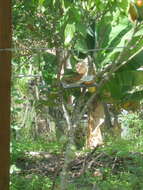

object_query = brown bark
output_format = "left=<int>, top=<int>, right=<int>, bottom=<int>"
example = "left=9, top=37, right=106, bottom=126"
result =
left=0, top=1, right=12, bottom=190
left=103, top=103, right=112, bottom=129
left=87, top=102, right=104, bottom=149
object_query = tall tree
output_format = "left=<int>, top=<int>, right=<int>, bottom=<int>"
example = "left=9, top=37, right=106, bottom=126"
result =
left=0, top=1, right=12, bottom=189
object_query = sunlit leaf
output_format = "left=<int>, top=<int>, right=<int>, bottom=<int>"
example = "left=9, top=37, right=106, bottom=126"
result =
left=64, top=23, right=76, bottom=46
left=38, top=0, right=45, bottom=5
left=119, top=0, right=130, bottom=12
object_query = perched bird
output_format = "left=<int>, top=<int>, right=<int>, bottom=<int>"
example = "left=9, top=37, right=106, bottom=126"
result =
left=129, top=0, right=143, bottom=22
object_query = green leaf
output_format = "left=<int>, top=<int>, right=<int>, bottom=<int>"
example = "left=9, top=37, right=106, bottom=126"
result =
left=108, top=19, right=130, bottom=47
left=64, top=23, right=76, bottom=46
left=75, top=38, right=88, bottom=53
left=76, top=23, right=87, bottom=37
left=119, top=0, right=130, bottom=12
left=38, top=0, right=45, bottom=5
left=119, top=50, right=143, bottom=71
left=101, top=71, right=143, bottom=101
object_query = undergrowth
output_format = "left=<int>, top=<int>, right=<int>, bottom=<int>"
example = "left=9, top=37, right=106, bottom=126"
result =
left=10, top=112, right=143, bottom=190
left=11, top=135, right=143, bottom=190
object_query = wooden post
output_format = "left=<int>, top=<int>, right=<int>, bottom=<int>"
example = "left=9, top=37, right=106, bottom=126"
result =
left=0, top=1, right=12, bottom=190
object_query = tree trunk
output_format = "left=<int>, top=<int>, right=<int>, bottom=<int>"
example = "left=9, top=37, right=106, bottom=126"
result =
left=87, top=101, right=104, bottom=149
left=0, top=1, right=11, bottom=189
left=103, top=103, right=113, bottom=129
left=112, top=110, right=121, bottom=137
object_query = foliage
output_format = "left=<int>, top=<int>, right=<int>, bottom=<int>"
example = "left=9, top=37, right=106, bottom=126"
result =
left=11, top=132, right=143, bottom=190
left=119, top=112, right=143, bottom=147
left=11, top=138, right=63, bottom=163
left=11, top=0, right=143, bottom=189
left=10, top=175, right=52, bottom=190
left=12, top=0, right=143, bottom=110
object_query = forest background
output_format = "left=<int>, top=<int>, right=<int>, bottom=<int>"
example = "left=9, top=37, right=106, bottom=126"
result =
left=11, top=0, right=143, bottom=190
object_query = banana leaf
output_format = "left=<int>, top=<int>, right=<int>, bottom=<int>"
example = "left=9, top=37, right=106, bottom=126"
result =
left=100, top=70, right=143, bottom=102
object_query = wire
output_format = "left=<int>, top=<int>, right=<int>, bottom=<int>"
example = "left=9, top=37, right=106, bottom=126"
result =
left=0, top=46, right=128, bottom=52
left=14, top=74, right=41, bottom=78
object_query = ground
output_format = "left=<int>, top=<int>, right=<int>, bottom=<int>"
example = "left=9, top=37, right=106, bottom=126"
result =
left=11, top=146, right=143, bottom=190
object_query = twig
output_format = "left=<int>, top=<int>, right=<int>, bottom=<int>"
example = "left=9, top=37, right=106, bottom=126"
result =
left=62, top=103, right=72, bottom=132
left=79, top=146, right=101, bottom=176
left=61, top=81, right=98, bottom=89
left=60, top=103, right=76, bottom=190
left=111, top=156, right=118, bottom=170
left=51, top=156, right=63, bottom=190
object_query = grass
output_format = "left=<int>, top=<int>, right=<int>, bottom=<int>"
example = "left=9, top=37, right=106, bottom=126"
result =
left=11, top=174, right=52, bottom=190
left=10, top=134, right=143, bottom=190
left=10, top=111, right=143, bottom=190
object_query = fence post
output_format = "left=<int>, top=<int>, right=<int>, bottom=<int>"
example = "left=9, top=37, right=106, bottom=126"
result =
left=0, top=1, right=12, bottom=190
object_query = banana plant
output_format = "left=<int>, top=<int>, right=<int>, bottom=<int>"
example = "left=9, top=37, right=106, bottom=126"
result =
left=100, top=70, right=143, bottom=103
